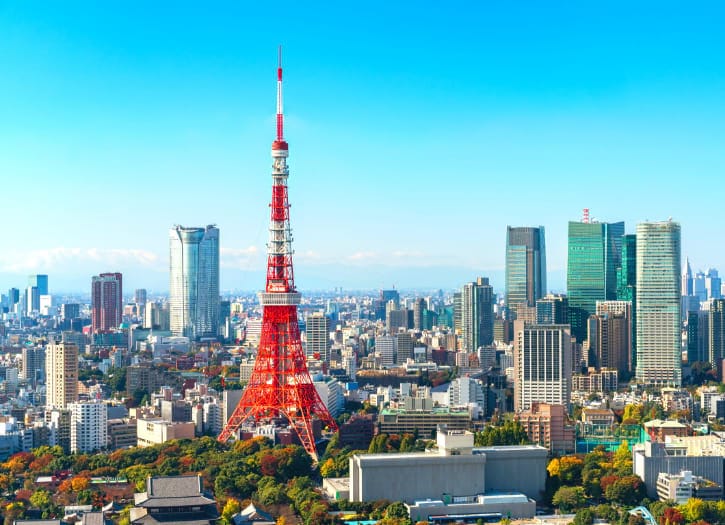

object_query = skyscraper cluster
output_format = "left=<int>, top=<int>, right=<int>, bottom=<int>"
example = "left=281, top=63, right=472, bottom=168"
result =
left=506, top=214, right=683, bottom=405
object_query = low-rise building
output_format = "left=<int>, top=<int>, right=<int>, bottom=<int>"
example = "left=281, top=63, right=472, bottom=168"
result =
left=515, top=403, right=575, bottom=454
left=656, top=470, right=723, bottom=503
left=378, top=406, right=471, bottom=436
left=644, top=419, right=689, bottom=442
left=136, top=418, right=195, bottom=447
left=130, top=474, right=218, bottom=524
left=350, top=426, right=547, bottom=509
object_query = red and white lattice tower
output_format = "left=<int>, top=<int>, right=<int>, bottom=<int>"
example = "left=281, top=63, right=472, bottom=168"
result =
left=218, top=49, right=338, bottom=458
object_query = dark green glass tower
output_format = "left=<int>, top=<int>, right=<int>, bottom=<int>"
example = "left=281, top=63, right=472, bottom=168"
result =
left=567, top=220, right=624, bottom=341
left=616, top=234, right=636, bottom=369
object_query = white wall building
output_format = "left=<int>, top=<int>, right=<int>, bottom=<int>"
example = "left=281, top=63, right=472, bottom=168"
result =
left=69, top=401, right=108, bottom=453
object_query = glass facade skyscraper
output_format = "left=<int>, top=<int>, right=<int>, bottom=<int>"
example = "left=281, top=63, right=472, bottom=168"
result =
left=505, top=226, right=547, bottom=318
left=616, top=234, right=636, bottom=370
left=461, top=277, right=494, bottom=352
left=567, top=220, right=624, bottom=341
left=635, top=221, right=681, bottom=386
left=169, top=225, right=220, bottom=340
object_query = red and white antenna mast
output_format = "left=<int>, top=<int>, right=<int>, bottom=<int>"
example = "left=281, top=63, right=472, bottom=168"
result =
left=276, top=46, right=285, bottom=144
left=582, top=208, right=590, bottom=224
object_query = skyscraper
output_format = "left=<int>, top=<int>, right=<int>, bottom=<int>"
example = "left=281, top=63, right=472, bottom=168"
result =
left=567, top=219, right=624, bottom=342
left=169, top=225, right=220, bottom=339
left=505, top=226, right=546, bottom=317
left=28, top=274, right=48, bottom=295
left=306, top=312, right=331, bottom=362
left=91, top=272, right=123, bottom=333
left=513, top=322, right=572, bottom=412
left=616, top=234, right=637, bottom=368
left=635, top=221, right=681, bottom=386
left=461, top=277, right=494, bottom=352
left=46, top=342, right=79, bottom=409
left=589, top=301, right=632, bottom=375
left=709, top=299, right=725, bottom=370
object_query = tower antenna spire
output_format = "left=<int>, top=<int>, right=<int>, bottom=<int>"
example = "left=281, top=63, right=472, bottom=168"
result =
left=276, top=45, right=284, bottom=142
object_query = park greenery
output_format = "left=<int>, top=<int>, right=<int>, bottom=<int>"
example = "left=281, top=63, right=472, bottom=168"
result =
left=0, top=435, right=413, bottom=525
left=547, top=443, right=725, bottom=525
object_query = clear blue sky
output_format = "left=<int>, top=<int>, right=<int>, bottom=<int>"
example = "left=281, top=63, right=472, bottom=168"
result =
left=1, top=2, right=724, bottom=293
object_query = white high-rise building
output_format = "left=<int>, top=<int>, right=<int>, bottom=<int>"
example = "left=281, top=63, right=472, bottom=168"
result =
left=306, top=312, right=331, bottom=362
left=46, top=343, right=78, bottom=409
left=169, top=225, right=220, bottom=340
left=636, top=221, right=681, bottom=386
left=69, top=401, right=107, bottom=453
left=514, top=322, right=572, bottom=412
left=448, top=377, right=486, bottom=412
left=313, top=377, right=345, bottom=418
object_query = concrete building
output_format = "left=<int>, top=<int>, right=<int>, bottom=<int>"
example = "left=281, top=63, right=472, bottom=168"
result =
left=46, top=342, right=79, bottom=409
left=571, top=368, right=618, bottom=392
left=376, top=336, right=396, bottom=368
left=656, top=470, right=722, bottom=503
left=634, top=438, right=725, bottom=498
left=513, top=323, right=572, bottom=412
left=21, top=346, right=45, bottom=386
left=515, top=403, right=575, bottom=454
left=378, top=406, right=471, bottom=437
left=313, top=376, right=344, bottom=418
left=91, top=272, right=123, bottom=333
left=136, top=418, right=195, bottom=447
left=448, top=377, right=486, bottom=414
left=69, top=401, right=108, bottom=453
left=350, top=427, right=546, bottom=511
left=107, top=418, right=137, bottom=449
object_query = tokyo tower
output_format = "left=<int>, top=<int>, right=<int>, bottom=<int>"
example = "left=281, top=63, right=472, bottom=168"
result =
left=218, top=49, right=338, bottom=458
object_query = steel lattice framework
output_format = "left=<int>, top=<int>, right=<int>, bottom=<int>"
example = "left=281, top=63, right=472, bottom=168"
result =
left=218, top=49, right=338, bottom=458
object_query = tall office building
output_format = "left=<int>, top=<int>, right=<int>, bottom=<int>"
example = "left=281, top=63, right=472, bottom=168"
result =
left=567, top=219, right=625, bottom=341
left=169, top=225, right=220, bottom=339
left=513, top=322, right=572, bottom=412
left=376, top=335, right=397, bottom=368
left=709, top=300, right=725, bottom=370
left=135, top=288, right=147, bottom=306
left=635, top=221, right=681, bottom=386
left=505, top=226, right=547, bottom=317
left=46, top=342, right=79, bottom=409
left=25, top=285, right=39, bottom=315
left=29, top=274, right=48, bottom=295
left=460, top=277, right=494, bottom=352
left=306, top=312, right=331, bottom=362
left=686, top=310, right=709, bottom=364
left=91, top=272, right=123, bottom=333
left=616, top=234, right=637, bottom=368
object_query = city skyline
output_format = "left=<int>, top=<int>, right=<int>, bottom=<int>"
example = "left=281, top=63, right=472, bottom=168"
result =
left=2, top=3, right=725, bottom=292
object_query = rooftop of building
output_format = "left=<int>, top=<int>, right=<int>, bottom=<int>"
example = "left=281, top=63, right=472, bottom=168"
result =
left=644, top=419, right=688, bottom=429
left=134, top=475, right=215, bottom=508
left=380, top=406, right=470, bottom=415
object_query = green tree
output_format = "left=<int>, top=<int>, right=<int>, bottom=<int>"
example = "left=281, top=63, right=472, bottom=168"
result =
left=679, top=498, right=707, bottom=523
left=573, top=508, right=594, bottom=525
left=552, top=486, right=586, bottom=512
left=29, top=489, right=52, bottom=511
left=385, top=501, right=409, bottom=520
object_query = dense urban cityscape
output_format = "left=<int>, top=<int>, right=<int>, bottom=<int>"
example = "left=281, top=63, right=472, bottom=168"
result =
left=3, top=4, right=725, bottom=525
